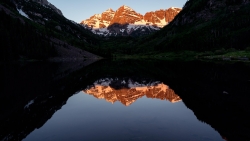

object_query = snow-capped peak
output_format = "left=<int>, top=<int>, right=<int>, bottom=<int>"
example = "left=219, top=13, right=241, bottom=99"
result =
left=122, top=5, right=133, bottom=11
left=170, top=7, right=181, bottom=10
left=80, top=5, right=181, bottom=37
left=105, top=8, right=114, bottom=12
left=93, top=14, right=101, bottom=18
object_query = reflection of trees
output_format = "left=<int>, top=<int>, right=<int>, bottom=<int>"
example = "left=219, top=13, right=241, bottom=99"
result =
left=84, top=83, right=181, bottom=106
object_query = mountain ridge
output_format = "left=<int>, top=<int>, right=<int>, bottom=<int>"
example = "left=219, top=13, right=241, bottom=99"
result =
left=81, top=5, right=181, bottom=36
left=31, top=0, right=63, bottom=15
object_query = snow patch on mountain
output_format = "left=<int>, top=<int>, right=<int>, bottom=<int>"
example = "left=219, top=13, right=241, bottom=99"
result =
left=81, top=5, right=181, bottom=36
left=123, top=5, right=133, bottom=11
left=17, top=8, right=31, bottom=20
left=24, top=99, right=34, bottom=109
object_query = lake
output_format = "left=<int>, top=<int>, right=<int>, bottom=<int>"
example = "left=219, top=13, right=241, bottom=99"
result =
left=1, top=60, right=250, bottom=141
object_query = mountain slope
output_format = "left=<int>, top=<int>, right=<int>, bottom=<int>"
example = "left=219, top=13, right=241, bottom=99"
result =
left=81, top=5, right=181, bottom=37
left=132, top=0, right=250, bottom=53
left=30, top=0, right=63, bottom=15
left=0, top=0, right=102, bottom=61
left=110, top=5, right=143, bottom=25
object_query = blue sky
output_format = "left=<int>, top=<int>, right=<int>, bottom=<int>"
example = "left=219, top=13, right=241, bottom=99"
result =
left=48, top=0, right=187, bottom=23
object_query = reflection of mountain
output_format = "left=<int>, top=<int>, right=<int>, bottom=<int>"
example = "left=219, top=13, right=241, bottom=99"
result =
left=1, top=60, right=250, bottom=141
left=83, top=78, right=181, bottom=106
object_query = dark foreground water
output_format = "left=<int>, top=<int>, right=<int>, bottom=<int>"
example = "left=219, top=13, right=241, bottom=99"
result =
left=1, top=60, right=250, bottom=141
left=23, top=91, right=222, bottom=141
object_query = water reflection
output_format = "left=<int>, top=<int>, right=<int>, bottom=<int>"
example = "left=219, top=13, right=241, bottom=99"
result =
left=84, top=78, right=181, bottom=106
left=1, top=60, right=250, bottom=141
left=24, top=91, right=223, bottom=141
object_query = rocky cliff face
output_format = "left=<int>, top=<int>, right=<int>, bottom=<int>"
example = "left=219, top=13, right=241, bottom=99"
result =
left=81, top=5, right=181, bottom=36
left=144, top=7, right=181, bottom=27
left=81, top=8, right=115, bottom=29
left=110, top=5, right=143, bottom=25
left=83, top=78, right=181, bottom=106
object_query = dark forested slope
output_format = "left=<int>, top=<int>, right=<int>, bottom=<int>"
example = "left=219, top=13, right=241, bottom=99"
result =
left=132, top=0, right=250, bottom=53
left=0, top=0, right=102, bottom=61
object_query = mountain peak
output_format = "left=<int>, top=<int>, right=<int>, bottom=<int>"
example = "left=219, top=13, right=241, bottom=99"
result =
left=110, top=5, right=142, bottom=25
left=81, top=6, right=181, bottom=36
left=121, top=5, right=129, bottom=8
left=105, top=8, right=114, bottom=12
left=117, top=5, right=134, bottom=11
left=169, top=7, right=182, bottom=10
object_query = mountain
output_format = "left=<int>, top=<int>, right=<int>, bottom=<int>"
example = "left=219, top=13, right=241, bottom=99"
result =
left=31, top=0, right=63, bottom=15
left=84, top=78, right=181, bottom=106
left=131, top=0, right=250, bottom=53
left=82, top=8, right=115, bottom=29
left=81, top=5, right=181, bottom=37
left=144, top=7, right=182, bottom=27
left=109, top=5, right=143, bottom=25
left=0, top=0, right=102, bottom=61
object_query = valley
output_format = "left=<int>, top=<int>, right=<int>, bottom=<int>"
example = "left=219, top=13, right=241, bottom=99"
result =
left=1, top=0, right=250, bottom=141
left=1, top=0, right=250, bottom=61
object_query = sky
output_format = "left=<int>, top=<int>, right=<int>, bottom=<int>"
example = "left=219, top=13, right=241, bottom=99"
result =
left=48, top=0, right=187, bottom=23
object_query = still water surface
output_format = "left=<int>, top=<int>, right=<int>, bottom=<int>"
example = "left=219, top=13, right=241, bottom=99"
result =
left=24, top=84, right=223, bottom=141
left=2, top=60, right=250, bottom=141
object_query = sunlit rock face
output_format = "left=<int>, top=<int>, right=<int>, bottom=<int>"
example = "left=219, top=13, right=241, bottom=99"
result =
left=80, top=6, right=181, bottom=36
left=144, top=7, right=182, bottom=27
left=81, top=8, right=115, bottom=29
left=83, top=78, right=181, bottom=106
left=165, top=7, right=182, bottom=23
left=110, top=5, right=143, bottom=25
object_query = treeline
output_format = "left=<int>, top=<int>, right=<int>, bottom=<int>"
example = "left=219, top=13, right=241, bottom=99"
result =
left=67, top=36, right=139, bottom=58
left=0, top=10, right=56, bottom=61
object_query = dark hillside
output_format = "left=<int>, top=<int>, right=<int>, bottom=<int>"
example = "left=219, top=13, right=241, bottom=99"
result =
left=132, top=0, right=250, bottom=53
left=0, top=10, right=56, bottom=61
left=0, top=0, right=102, bottom=61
